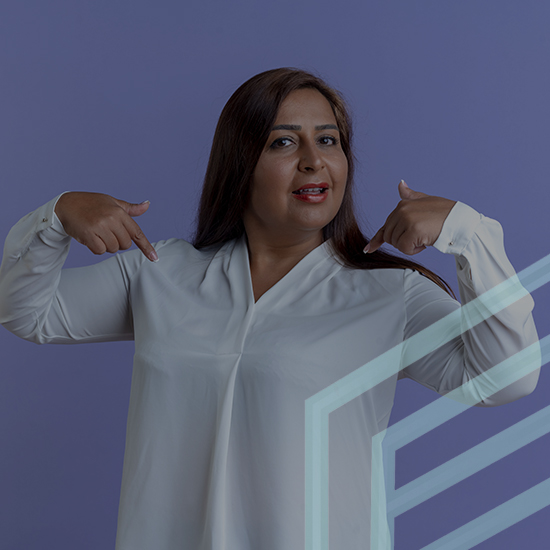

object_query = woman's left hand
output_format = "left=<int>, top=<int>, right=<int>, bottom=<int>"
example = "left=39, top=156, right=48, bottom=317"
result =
left=364, top=180, right=457, bottom=255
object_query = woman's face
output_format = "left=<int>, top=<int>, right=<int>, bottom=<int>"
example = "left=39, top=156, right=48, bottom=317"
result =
left=243, top=88, right=348, bottom=244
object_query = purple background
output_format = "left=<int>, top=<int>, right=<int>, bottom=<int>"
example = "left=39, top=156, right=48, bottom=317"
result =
left=1, top=1, right=549, bottom=548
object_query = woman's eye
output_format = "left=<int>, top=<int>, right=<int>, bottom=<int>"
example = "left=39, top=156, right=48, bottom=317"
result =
left=270, top=137, right=293, bottom=148
left=319, top=135, right=339, bottom=145
left=269, top=135, right=339, bottom=149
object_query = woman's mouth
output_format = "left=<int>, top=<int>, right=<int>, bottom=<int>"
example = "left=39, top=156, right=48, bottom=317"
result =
left=292, top=187, right=328, bottom=195
left=291, top=187, right=329, bottom=203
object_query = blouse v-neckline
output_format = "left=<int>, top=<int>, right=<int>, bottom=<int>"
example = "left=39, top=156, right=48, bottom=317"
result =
left=234, top=233, right=334, bottom=307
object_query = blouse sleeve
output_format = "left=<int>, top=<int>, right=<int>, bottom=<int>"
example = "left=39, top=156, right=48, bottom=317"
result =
left=399, top=201, right=541, bottom=407
left=0, top=195, right=145, bottom=344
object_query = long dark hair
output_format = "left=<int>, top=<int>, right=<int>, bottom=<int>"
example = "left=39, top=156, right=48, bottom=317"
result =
left=192, top=67, right=455, bottom=297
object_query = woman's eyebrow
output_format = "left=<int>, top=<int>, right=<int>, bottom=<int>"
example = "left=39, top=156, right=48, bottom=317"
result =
left=271, top=124, right=339, bottom=131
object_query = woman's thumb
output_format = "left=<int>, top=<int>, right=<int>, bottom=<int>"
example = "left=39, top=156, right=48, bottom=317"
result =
left=124, top=200, right=151, bottom=217
left=398, top=179, right=426, bottom=200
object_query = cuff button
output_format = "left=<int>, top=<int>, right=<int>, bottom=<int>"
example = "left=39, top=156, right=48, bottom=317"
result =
left=42, top=217, right=48, bottom=223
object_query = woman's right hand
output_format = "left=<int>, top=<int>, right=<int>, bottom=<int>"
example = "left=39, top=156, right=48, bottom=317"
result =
left=54, top=192, right=159, bottom=262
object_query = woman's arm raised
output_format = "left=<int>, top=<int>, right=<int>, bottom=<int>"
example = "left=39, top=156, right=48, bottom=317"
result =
left=0, top=192, right=156, bottom=344
left=364, top=180, right=539, bottom=406
left=397, top=195, right=540, bottom=406
left=54, top=192, right=158, bottom=262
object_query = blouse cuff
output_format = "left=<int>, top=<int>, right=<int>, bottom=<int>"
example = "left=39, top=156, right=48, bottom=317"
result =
left=42, top=193, right=71, bottom=240
left=3, top=193, right=71, bottom=261
left=433, top=201, right=483, bottom=256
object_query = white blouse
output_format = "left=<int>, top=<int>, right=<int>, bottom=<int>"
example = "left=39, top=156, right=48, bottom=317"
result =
left=0, top=195, right=540, bottom=550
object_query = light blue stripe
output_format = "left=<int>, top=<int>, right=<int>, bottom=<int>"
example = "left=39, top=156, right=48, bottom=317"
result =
left=384, top=335, right=550, bottom=452
left=379, top=336, right=548, bottom=547
left=371, top=431, right=392, bottom=550
left=388, top=403, right=550, bottom=516
left=306, top=252, right=550, bottom=549
left=517, top=253, right=550, bottom=292
left=420, top=477, right=550, bottom=550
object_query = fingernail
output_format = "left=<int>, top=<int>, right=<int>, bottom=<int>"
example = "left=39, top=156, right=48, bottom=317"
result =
left=400, top=179, right=409, bottom=188
left=363, top=244, right=370, bottom=254
left=149, top=250, right=159, bottom=262
left=140, top=200, right=150, bottom=205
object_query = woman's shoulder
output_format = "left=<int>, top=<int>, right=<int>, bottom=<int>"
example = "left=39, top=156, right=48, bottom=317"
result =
left=337, top=260, right=414, bottom=279
left=152, top=237, right=228, bottom=264
left=335, top=262, right=411, bottom=296
left=113, top=237, right=227, bottom=275
left=337, top=261, right=451, bottom=301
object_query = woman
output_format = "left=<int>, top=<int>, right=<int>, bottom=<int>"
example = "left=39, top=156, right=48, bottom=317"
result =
left=0, top=68, right=540, bottom=549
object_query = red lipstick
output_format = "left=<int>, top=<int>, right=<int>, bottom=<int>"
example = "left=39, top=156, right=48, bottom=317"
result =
left=292, top=183, right=329, bottom=193
left=291, top=183, right=329, bottom=203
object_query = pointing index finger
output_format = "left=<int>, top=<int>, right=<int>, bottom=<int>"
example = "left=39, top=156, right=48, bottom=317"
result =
left=363, top=226, right=385, bottom=254
left=125, top=216, right=158, bottom=262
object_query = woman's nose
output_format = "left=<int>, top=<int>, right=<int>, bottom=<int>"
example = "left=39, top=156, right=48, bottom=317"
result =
left=298, top=141, right=324, bottom=172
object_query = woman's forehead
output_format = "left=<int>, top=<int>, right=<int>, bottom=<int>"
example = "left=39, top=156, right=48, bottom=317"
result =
left=274, top=89, right=337, bottom=125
